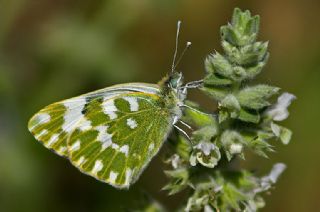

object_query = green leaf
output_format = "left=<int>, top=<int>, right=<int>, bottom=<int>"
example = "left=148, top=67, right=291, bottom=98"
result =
left=236, top=85, right=280, bottom=109
left=246, top=56, right=269, bottom=79
left=201, top=86, right=229, bottom=101
left=182, top=101, right=218, bottom=127
left=191, top=126, right=218, bottom=143
left=185, top=181, right=216, bottom=211
left=220, top=183, right=247, bottom=211
left=246, top=137, right=273, bottom=158
left=238, top=108, right=260, bottom=123
left=204, top=73, right=232, bottom=86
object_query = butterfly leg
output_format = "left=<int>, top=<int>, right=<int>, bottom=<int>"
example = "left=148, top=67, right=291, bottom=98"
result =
left=174, top=124, right=191, bottom=140
left=179, top=120, right=193, bottom=130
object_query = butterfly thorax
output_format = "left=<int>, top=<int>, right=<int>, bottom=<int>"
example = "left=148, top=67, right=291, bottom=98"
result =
left=158, top=72, right=186, bottom=124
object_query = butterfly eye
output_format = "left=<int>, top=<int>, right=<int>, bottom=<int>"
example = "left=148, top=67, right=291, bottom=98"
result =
left=169, top=72, right=183, bottom=89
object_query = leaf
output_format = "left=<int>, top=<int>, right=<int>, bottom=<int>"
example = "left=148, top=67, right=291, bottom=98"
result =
left=204, top=73, right=232, bottom=86
left=246, top=57, right=269, bottom=79
left=182, top=101, right=218, bottom=127
left=201, top=86, right=229, bottom=101
left=220, top=183, right=247, bottom=211
left=236, top=85, right=280, bottom=110
left=238, top=108, right=260, bottom=123
left=246, top=137, right=273, bottom=158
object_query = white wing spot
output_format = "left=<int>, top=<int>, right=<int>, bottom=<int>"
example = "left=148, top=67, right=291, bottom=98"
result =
left=109, top=171, right=118, bottom=183
left=95, top=126, right=113, bottom=151
left=96, top=126, right=112, bottom=141
left=102, top=99, right=117, bottom=120
left=148, top=143, right=155, bottom=151
left=127, top=118, right=137, bottom=129
left=75, top=156, right=86, bottom=166
left=123, top=97, right=139, bottom=111
left=79, top=118, right=92, bottom=131
left=112, top=143, right=119, bottom=150
left=31, top=113, right=51, bottom=130
left=92, top=160, right=103, bottom=175
left=119, top=145, right=129, bottom=156
left=125, top=168, right=133, bottom=185
left=35, top=129, right=48, bottom=140
left=70, top=140, right=81, bottom=151
left=62, top=98, right=86, bottom=133
left=47, top=134, right=59, bottom=147
left=101, top=140, right=112, bottom=151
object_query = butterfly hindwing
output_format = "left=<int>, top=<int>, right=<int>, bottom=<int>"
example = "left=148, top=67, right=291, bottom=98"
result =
left=67, top=92, right=174, bottom=188
left=27, top=99, right=84, bottom=156
left=28, top=83, right=160, bottom=157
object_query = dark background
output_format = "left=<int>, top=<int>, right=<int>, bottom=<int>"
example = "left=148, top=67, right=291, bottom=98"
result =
left=0, top=0, right=319, bottom=211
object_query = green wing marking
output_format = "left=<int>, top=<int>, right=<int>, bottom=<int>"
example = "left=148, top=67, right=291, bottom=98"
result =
left=67, top=92, right=174, bottom=188
left=28, top=83, right=160, bottom=157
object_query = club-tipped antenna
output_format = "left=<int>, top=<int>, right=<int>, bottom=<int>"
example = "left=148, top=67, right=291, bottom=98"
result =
left=173, top=41, right=192, bottom=71
left=171, top=20, right=181, bottom=73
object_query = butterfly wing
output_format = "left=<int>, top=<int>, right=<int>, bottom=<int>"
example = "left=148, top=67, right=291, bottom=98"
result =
left=28, top=83, right=160, bottom=157
left=67, top=92, right=174, bottom=188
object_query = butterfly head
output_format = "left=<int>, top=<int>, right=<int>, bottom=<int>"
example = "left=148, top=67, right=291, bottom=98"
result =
left=168, top=72, right=183, bottom=90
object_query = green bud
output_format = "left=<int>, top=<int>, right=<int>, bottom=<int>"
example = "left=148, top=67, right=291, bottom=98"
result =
left=236, top=85, right=280, bottom=110
left=205, top=53, right=233, bottom=78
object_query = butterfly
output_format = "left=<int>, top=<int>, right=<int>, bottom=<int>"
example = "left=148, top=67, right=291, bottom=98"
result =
left=28, top=21, right=202, bottom=189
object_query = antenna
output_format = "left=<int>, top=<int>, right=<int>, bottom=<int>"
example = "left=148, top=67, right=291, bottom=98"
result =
left=171, top=20, right=181, bottom=73
left=173, top=41, right=192, bottom=71
left=171, top=21, right=192, bottom=72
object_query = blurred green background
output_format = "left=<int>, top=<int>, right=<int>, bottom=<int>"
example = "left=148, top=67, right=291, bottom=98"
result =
left=0, top=0, right=319, bottom=211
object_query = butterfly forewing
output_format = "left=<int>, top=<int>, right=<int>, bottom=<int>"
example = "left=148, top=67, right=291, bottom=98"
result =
left=67, top=92, right=173, bottom=188
left=28, top=83, right=160, bottom=157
